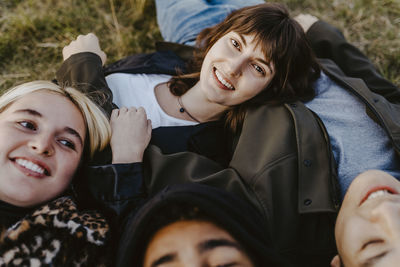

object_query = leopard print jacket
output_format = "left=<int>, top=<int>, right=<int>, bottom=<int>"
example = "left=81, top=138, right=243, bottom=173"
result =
left=0, top=196, right=110, bottom=266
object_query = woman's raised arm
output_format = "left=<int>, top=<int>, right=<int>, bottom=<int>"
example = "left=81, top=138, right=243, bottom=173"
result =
left=56, top=34, right=114, bottom=116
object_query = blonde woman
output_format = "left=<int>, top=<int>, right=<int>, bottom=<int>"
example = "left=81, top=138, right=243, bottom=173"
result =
left=0, top=80, right=143, bottom=265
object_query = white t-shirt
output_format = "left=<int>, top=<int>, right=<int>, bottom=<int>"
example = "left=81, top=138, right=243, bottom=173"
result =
left=106, top=73, right=198, bottom=129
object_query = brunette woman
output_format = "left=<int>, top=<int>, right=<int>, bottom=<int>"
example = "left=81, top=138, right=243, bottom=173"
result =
left=57, top=2, right=400, bottom=266
left=60, top=3, right=318, bottom=166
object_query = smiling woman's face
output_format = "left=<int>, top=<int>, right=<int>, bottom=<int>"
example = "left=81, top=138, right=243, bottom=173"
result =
left=0, top=91, right=86, bottom=207
left=199, top=31, right=274, bottom=108
left=335, top=170, right=400, bottom=267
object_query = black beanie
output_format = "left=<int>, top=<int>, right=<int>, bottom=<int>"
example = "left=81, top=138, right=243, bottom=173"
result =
left=115, top=183, right=286, bottom=267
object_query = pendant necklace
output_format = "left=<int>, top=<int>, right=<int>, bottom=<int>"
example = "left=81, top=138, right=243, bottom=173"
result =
left=177, top=96, right=200, bottom=122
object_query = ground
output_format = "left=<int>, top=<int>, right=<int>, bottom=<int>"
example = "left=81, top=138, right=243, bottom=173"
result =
left=0, top=0, right=399, bottom=91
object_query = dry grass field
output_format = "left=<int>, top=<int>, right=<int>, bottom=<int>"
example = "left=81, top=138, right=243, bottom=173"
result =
left=0, top=0, right=399, bottom=92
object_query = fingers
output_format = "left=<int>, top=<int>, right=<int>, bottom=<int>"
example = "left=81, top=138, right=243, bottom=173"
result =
left=110, top=107, right=151, bottom=129
left=111, top=107, right=146, bottom=118
left=294, top=14, right=319, bottom=33
left=109, top=106, right=152, bottom=164
left=111, top=108, right=120, bottom=119
left=62, top=33, right=107, bottom=65
left=77, top=32, right=97, bottom=42
left=111, top=107, right=129, bottom=117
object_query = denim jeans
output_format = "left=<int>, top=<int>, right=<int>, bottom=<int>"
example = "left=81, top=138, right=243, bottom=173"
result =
left=155, top=0, right=265, bottom=46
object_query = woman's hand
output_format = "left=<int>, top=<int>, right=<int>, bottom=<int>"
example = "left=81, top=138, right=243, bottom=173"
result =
left=62, top=33, right=107, bottom=65
left=110, top=107, right=152, bottom=164
left=294, top=14, right=319, bottom=33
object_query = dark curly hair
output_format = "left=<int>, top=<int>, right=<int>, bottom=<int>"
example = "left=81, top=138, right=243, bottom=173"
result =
left=168, top=2, right=320, bottom=133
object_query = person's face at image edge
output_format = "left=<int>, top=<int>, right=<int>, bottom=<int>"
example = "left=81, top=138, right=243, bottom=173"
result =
left=143, top=220, right=255, bottom=267
left=0, top=91, right=86, bottom=207
left=335, top=170, right=400, bottom=267
left=198, top=31, right=274, bottom=108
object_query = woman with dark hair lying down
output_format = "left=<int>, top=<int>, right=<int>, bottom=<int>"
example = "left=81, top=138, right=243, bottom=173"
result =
left=57, top=1, right=400, bottom=266
left=116, top=183, right=287, bottom=267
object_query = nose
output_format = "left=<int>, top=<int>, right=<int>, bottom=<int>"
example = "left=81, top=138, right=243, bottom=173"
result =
left=29, top=133, right=54, bottom=157
left=371, top=201, right=400, bottom=238
left=226, top=55, right=246, bottom=77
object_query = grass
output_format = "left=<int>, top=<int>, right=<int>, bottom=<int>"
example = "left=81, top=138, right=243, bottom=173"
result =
left=0, top=0, right=399, bottom=92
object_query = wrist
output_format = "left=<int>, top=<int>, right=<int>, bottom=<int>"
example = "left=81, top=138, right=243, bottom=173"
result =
left=111, top=150, right=144, bottom=164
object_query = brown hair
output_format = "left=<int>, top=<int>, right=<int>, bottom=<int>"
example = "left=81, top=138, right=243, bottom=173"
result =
left=168, top=3, right=320, bottom=133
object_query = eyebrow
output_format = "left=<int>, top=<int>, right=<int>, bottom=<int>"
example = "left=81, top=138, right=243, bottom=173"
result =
left=197, top=238, right=242, bottom=253
left=64, top=127, right=84, bottom=147
left=361, top=250, right=389, bottom=267
left=149, top=238, right=242, bottom=267
left=235, top=33, right=273, bottom=73
left=238, top=34, right=247, bottom=46
left=14, top=109, right=84, bottom=146
left=257, top=58, right=273, bottom=73
left=150, top=254, right=176, bottom=267
left=15, top=108, right=42, bottom=117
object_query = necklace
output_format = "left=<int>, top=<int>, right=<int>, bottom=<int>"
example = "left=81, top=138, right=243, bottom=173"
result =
left=177, top=96, right=200, bottom=122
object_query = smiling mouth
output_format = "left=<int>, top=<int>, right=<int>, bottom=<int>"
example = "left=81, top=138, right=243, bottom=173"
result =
left=12, top=158, right=50, bottom=177
left=360, top=186, right=398, bottom=206
left=213, top=67, right=235, bottom=90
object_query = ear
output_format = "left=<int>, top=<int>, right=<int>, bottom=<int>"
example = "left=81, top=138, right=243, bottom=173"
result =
left=330, top=255, right=341, bottom=267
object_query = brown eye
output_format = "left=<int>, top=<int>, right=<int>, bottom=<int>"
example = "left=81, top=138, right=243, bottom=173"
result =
left=59, top=139, right=76, bottom=150
left=18, top=121, right=36, bottom=130
left=252, top=64, right=265, bottom=75
left=231, top=39, right=240, bottom=50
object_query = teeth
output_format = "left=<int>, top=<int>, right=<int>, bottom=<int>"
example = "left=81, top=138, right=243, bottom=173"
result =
left=367, top=190, right=390, bottom=201
left=15, top=159, right=45, bottom=175
left=215, top=69, right=234, bottom=90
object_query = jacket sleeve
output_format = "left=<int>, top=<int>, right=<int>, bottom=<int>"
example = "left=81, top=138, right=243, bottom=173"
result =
left=143, top=145, right=261, bottom=211
left=307, top=20, right=400, bottom=102
left=78, top=163, right=146, bottom=228
left=55, top=52, right=115, bottom=116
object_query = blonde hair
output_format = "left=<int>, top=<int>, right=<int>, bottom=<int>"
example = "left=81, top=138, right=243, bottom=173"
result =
left=0, top=80, right=111, bottom=158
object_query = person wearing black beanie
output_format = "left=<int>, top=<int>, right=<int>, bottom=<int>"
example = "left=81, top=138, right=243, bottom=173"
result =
left=115, top=183, right=288, bottom=267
